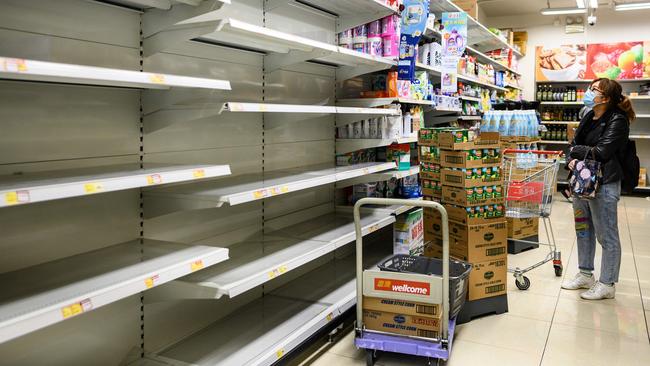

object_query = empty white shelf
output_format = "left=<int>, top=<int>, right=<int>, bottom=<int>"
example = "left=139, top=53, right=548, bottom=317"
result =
left=539, top=101, right=583, bottom=105
left=336, top=136, right=417, bottom=154
left=133, top=243, right=391, bottom=366
left=336, top=197, right=423, bottom=217
left=0, top=239, right=229, bottom=344
left=0, top=57, right=231, bottom=90
left=0, top=164, right=231, bottom=208
left=144, top=162, right=396, bottom=210
left=630, top=134, right=650, bottom=140
left=337, top=165, right=420, bottom=187
left=297, top=0, right=398, bottom=31
left=337, top=98, right=435, bottom=108
left=223, top=102, right=400, bottom=116
left=416, top=62, right=442, bottom=76
left=456, top=74, right=507, bottom=91
left=458, top=115, right=482, bottom=121
left=272, top=211, right=395, bottom=249
left=459, top=95, right=482, bottom=102
left=166, top=211, right=393, bottom=299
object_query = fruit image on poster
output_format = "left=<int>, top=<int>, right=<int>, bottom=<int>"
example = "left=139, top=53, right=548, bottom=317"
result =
left=585, top=42, right=644, bottom=80
left=535, top=45, right=587, bottom=81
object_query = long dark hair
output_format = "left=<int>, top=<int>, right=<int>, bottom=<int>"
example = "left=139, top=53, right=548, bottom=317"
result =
left=591, top=78, right=636, bottom=122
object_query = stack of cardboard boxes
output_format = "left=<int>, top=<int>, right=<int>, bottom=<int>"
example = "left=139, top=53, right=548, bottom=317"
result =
left=418, top=128, right=508, bottom=302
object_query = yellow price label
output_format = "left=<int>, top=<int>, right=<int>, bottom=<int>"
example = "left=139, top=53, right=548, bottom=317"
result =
left=84, top=182, right=103, bottom=194
left=259, top=105, right=267, bottom=112
left=3, top=58, right=27, bottom=72
left=253, top=189, right=267, bottom=199
left=276, top=349, right=285, bottom=359
left=4, top=192, right=18, bottom=205
left=190, top=260, right=204, bottom=272
left=363, top=168, right=370, bottom=174
left=268, top=265, right=288, bottom=279
left=326, top=313, right=333, bottom=321
left=280, top=186, right=289, bottom=193
left=368, top=224, right=379, bottom=233
left=193, top=169, right=205, bottom=178
left=149, top=74, right=166, bottom=84
left=61, top=299, right=92, bottom=319
left=146, top=174, right=162, bottom=185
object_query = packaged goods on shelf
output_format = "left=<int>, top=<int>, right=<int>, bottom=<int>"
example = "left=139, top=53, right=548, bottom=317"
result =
left=353, top=183, right=378, bottom=203
left=480, top=110, right=539, bottom=139
left=420, top=162, right=441, bottom=180
left=397, top=174, right=422, bottom=198
left=336, top=149, right=378, bottom=166
left=453, top=0, right=479, bottom=19
left=393, top=208, right=424, bottom=255
left=421, top=179, right=442, bottom=199
left=387, top=144, right=411, bottom=170
left=507, top=217, right=539, bottom=239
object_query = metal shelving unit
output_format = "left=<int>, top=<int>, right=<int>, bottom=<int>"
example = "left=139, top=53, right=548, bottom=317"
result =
left=337, top=165, right=421, bottom=187
left=0, top=239, right=229, bottom=344
left=0, top=164, right=231, bottom=208
left=336, top=136, right=417, bottom=154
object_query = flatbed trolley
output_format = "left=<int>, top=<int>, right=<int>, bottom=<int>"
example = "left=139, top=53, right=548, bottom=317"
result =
left=353, top=198, right=461, bottom=366
left=502, top=149, right=564, bottom=290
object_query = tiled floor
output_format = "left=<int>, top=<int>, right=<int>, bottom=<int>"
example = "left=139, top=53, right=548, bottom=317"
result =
left=305, top=195, right=650, bottom=366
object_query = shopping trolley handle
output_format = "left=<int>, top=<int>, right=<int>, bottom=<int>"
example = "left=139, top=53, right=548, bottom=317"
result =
left=503, top=149, right=564, bottom=156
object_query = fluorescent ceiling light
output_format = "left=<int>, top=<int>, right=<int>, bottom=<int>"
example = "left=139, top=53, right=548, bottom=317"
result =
left=590, top=0, right=599, bottom=8
left=576, top=0, right=585, bottom=8
left=615, top=1, right=650, bottom=10
left=541, top=7, right=587, bottom=15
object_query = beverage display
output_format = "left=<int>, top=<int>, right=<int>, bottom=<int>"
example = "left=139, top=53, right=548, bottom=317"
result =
left=537, top=85, right=584, bottom=102
left=479, top=109, right=539, bottom=138
left=540, top=124, right=568, bottom=141
left=540, top=107, right=581, bottom=121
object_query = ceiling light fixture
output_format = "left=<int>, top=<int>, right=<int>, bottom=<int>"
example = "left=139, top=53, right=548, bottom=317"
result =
left=541, top=7, right=588, bottom=14
left=590, top=0, right=599, bottom=8
left=615, top=1, right=650, bottom=10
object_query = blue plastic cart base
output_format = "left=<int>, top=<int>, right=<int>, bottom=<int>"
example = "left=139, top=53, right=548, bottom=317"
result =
left=355, top=318, right=456, bottom=364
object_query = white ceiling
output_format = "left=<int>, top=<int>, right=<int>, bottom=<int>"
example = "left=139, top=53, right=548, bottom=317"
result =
left=478, top=0, right=606, bottom=17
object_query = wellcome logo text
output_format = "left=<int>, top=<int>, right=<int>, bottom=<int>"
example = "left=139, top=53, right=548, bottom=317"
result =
left=374, top=278, right=430, bottom=295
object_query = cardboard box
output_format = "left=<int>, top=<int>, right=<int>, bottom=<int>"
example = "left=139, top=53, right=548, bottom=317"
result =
left=423, top=240, right=444, bottom=259
left=363, top=296, right=440, bottom=317
left=437, top=131, right=500, bottom=151
left=452, top=0, right=478, bottom=19
left=507, top=217, right=539, bottom=239
left=430, top=204, right=505, bottom=226
left=394, top=209, right=424, bottom=255
left=363, top=310, right=441, bottom=339
left=638, top=167, right=647, bottom=187
left=440, top=150, right=501, bottom=169
left=442, top=185, right=505, bottom=207
left=441, top=167, right=502, bottom=188
left=424, top=214, right=507, bottom=263
left=468, top=258, right=507, bottom=301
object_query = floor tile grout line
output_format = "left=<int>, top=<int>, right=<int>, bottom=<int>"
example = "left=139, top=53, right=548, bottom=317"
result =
left=539, top=231, right=576, bottom=366
left=550, top=319, right=650, bottom=343
left=623, top=200, right=650, bottom=343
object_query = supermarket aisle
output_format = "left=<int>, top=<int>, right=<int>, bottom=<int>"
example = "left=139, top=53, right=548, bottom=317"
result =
left=303, top=195, right=650, bottom=366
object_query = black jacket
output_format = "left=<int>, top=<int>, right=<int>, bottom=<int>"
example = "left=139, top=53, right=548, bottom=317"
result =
left=569, top=107, right=630, bottom=184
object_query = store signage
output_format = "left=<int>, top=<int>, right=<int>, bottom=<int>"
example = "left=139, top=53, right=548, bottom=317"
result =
left=398, top=0, right=430, bottom=81
left=535, top=41, right=649, bottom=81
left=374, top=278, right=431, bottom=295
left=441, top=12, right=468, bottom=93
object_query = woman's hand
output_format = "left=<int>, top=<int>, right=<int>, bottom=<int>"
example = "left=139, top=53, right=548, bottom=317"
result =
left=568, top=159, right=577, bottom=170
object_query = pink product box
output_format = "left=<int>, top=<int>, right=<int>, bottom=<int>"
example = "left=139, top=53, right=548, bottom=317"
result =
left=367, top=37, right=383, bottom=56
left=381, top=14, right=400, bottom=36
left=382, top=34, right=399, bottom=57
left=368, top=20, right=382, bottom=37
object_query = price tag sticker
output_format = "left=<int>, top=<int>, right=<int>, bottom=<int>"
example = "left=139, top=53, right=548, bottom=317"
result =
left=267, top=265, right=288, bottom=279
left=146, top=174, right=162, bottom=185
left=367, top=224, right=380, bottom=233
left=145, top=274, right=159, bottom=289
left=61, top=299, right=93, bottom=319
left=276, top=349, right=285, bottom=359
left=84, top=182, right=104, bottom=194
left=3, top=58, right=27, bottom=72
left=149, top=74, right=166, bottom=84
left=326, top=313, right=333, bottom=321
left=190, top=260, right=204, bottom=272
left=4, top=190, right=30, bottom=205
left=362, top=168, right=370, bottom=175
left=280, top=186, right=289, bottom=193
left=193, top=169, right=205, bottom=179
left=259, top=104, right=267, bottom=112
left=253, top=189, right=268, bottom=199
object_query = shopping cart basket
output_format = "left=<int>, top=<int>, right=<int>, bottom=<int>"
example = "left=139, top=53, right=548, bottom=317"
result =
left=353, top=198, right=468, bottom=366
left=502, top=149, right=563, bottom=290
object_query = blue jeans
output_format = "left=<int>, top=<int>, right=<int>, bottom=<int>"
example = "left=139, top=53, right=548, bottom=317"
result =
left=572, top=181, right=622, bottom=284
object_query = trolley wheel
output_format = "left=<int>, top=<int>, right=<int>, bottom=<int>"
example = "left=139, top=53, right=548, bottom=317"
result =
left=427, top=358, right=443, bottom=366
left=515, top=276, right=531, bottom=290
left=366, top=349, right=376, bottom=366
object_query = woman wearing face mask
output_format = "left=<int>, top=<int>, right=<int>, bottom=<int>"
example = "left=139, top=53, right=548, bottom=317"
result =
left=561, top=78, right=635, bottom=300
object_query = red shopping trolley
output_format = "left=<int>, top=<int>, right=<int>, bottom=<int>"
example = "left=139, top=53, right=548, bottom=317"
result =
left=502, top=149, right=563, bottom=290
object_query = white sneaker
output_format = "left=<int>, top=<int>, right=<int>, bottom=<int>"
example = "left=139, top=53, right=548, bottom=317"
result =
left=561, top=272, right=595, bottom=290
left=580, top=282, right=615, bottom=300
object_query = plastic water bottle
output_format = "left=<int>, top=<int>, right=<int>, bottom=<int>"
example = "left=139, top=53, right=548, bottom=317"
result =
left=508, top=111, right=518, bottom=137
left=480, top=110, right=491, bottom=132
left=499, top=110, right=510, bottom=137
